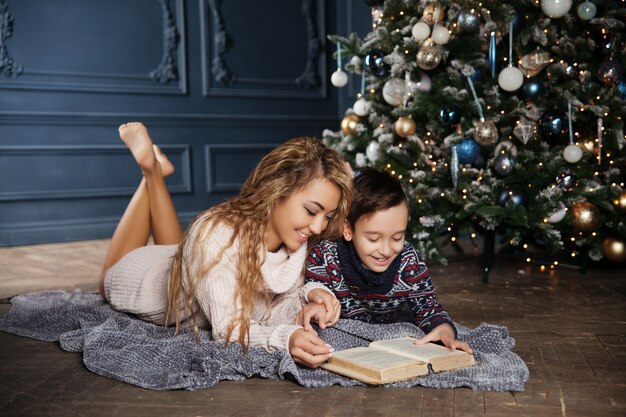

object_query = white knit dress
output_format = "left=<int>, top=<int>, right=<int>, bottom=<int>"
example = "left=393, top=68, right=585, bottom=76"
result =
left=104, top=217, right=330, bottom=353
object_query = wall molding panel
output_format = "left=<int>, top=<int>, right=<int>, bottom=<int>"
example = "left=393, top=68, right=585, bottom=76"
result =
left=0, top=211, right=199, bottom=247
left=0, top=144, right=191, bottom=202
left=0, top=0, right=187, bottom=94
left=204, top=144, right=276, bottom=193
left=201, top=0, right=327, bottom=98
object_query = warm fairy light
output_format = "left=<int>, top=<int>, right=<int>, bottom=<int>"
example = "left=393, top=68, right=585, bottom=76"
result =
left=523, top=244, right=528, bottom=249
left=451, top=237, right=457, bottom=242
left=571, top=237, right=575, bottom=241
left=398, top=143, right=403, bottom=148
left=471, top=233, right=476, bottom=238
left=413, top=162, right=418, bottom=167
left=398, top=175, right=403, bottom=179
left=540, top=265, right=546, bottom=272
left=405, top=50, right=409, bottom=54
left=571, top=252, right=576, bottom=257
left=526, top=258, right=531, bottom=263
left=409, top=178, right=413, bottom=183
left=592, top=232, right=597, bottom=236
left=554, top=261, right=559, bottom=266
left=391, top=170, right=396, bottom=175
left=447, top=227, right=452, bottom=231
left=441, top=192, right=445, bottom=197
left=418, top=199, right=423, bottom=203
left=387, top=163, right=391, bottom=168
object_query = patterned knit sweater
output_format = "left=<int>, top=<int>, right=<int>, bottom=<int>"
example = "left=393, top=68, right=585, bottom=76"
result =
left=305, top=239, right=455, bottom=335
left=105, top=214, right=332, bottom=353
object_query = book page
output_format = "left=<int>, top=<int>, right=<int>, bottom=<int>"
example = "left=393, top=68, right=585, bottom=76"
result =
left=369, top=338, right=463, bottom=361
left=330, top=346, right=425, bottom=370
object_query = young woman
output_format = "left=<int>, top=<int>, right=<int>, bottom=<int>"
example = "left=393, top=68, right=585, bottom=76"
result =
left=99, top=122, right=353, bottom=367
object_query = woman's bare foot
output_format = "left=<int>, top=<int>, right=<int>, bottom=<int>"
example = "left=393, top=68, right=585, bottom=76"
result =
left=118, top=122, right=156, bottom=173
left=153, top=145, right=175, bottom=177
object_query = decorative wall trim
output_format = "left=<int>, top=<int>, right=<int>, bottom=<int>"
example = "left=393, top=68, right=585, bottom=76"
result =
left=295, top=0, right=321, bottom=90
left=0, top=111, right=338, bottom=128
left=207, top=0, right=235, bottom=85
left=0, top=0, right=22, bottom=77
left=0, top=0, right=187, bottom=94
left=200, top=0, right=327, bottom=98
left=204, top=144, right=276, bottom=192
left=0, top=144, right=191, bottom=202
left=150, top=0, right=180, bottom=84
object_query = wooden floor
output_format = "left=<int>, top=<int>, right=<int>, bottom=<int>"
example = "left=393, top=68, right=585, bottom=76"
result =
left=0, top=240, right=625, bottom=417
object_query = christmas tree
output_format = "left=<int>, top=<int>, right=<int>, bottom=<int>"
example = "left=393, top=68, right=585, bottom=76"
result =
left=324, top=0, right=626, bottom=275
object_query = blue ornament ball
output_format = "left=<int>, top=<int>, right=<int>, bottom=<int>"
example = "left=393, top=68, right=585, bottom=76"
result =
left=456, top=138, right=481, bottom=164
left=522, top=78, right=544, bottom=99
left=617, top=78, right=626, bottom=99
left=539, top=109, right=567, bottom=141
left=511, top=10, right=524, bottom=32
left=364, top=50, right=389, bottom=77
left=457, top=9, right=481, bottom=33
left=498, top=188, right=528, bottom=207
left=439, top=105, right=462, bottom=128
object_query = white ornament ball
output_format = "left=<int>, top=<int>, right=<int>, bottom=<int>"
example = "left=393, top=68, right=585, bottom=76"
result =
left=355, top=153, right=366, bottom=167
left=331, top=70, right=348, bottom=87
left=547, top=207, right=567, bottom=223
left=415, top=72, right=432, bottom=92
left=577, top=1, right=596, bottom=20
left=353, top=98, right=371, bottom=117
left=366, top=141, right=380, bottom=162
left=431, top=26, right=450, bottom=45
left=498, top=66, right=524, bottom=92
left=382, top=78, right=406, bottom=106
left=411, top=22, right=431, bottom=41
left=541, top=0, right=572, bottom=19
left=563, top=144, right=583, bottom=163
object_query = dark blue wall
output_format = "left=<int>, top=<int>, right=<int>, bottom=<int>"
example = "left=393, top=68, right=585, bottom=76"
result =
left=0, top=0, right=371, bottom=246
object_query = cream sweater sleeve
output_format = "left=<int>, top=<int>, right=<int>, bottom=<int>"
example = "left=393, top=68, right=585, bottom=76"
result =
left=183, top=219, right=310, bottom=352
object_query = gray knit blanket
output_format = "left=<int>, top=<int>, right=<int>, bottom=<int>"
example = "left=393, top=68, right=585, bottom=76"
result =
left=0, top=290, right=528, bottom=391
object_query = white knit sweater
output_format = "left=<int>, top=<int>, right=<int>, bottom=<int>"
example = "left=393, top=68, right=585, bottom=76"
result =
left=105, top=217, right=331, bottom=353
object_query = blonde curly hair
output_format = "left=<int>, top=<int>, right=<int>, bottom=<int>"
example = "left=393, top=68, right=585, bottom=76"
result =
left=165, top=137, right=353, bottom=349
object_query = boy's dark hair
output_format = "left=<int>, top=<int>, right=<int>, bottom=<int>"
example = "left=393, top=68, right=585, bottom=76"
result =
left=346, top=167, right=408, bottom=228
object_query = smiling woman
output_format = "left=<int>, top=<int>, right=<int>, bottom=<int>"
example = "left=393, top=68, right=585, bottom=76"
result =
left=98, top=123, right=354, bottom=368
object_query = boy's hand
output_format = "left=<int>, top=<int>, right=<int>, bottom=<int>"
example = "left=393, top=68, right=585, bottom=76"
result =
left=296, top=303, right=329, bottom=331
left=413, top=323, right=473, bottom=354
left=307, top=288, right=340, bottom=327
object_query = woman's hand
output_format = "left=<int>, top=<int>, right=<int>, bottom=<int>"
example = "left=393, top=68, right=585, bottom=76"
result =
left=307, top=288, right=340, bottom=327
left=413, top=323, right=473, bottom=354
left=289, top=328, right=334, bottom=368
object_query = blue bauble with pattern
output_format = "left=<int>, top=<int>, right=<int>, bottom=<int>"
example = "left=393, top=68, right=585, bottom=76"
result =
left=456, top=138, right=481, bottom=164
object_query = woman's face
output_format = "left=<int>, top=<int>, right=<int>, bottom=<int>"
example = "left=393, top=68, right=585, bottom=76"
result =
left=265, top=178, right=341, bottom=252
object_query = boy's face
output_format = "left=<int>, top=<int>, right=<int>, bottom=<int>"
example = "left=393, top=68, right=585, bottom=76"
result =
left=343, top=203, right=408, bottom=272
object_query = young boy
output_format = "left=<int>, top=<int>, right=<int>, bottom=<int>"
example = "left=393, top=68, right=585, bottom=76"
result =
left=305, top=167, right=472, bottom=353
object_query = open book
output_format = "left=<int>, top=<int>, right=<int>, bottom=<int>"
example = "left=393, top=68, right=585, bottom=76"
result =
left=321, top=337, right=475, bottom=385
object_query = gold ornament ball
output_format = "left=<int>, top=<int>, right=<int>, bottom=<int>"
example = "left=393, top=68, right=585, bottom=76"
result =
left=570, top=201, right=600, bottom=233
left=473, top=120, right=499, bottom=146
left=614, top=191, right=626, bottom=212
left=602, top=237, right=626, bottom=263
left=340, top=114, right=360, bottom=135
left=416, top=45, right=442, bottom=70
left=423, top=3, right=445, bottom=25
left=395, top=116, right=417, bottom=138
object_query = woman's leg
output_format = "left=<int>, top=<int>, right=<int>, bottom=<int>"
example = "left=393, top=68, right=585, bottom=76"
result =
left=98, top=122, right=182, bottom=298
